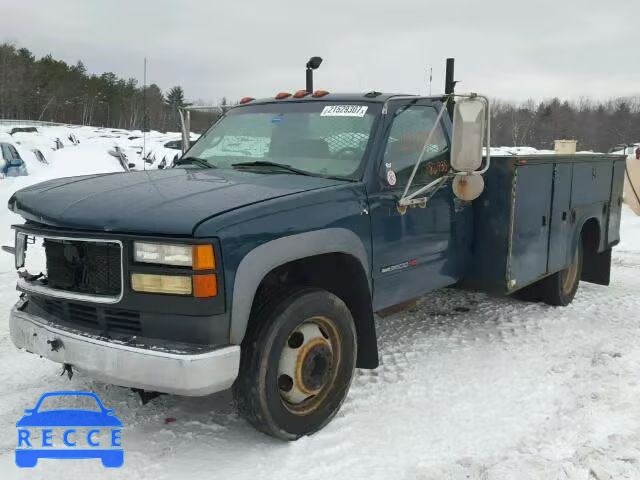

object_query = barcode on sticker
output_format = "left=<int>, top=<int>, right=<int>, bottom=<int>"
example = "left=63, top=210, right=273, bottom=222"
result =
left=321, top=105, right=368, bottom=117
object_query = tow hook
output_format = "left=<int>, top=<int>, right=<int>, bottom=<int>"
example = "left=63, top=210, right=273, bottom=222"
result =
left=47, top=338, right=63, bottom=352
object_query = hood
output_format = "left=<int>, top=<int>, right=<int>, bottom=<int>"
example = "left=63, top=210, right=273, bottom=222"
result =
left=10, top=168, right=343, bottom=235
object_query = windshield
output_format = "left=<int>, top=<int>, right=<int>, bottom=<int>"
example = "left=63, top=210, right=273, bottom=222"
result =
left=183, top=102, right=379, bottom=179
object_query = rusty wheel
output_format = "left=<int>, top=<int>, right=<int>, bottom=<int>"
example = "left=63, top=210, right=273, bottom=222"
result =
left=541, top=240, right=583, bottom=306
left=277, top=317, right=341, bottom=415
left=233, top=288, right=356, bottom=440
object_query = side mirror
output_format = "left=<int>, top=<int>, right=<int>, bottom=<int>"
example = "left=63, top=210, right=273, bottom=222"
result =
left=450, top=97, right=487, bottom=172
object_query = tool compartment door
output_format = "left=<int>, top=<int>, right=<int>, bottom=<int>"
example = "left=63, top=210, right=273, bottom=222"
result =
left=547, top=163, right=572, bottom=273
left=607, top=160, right=625, bottom=245
left=509, top=163, right=554, bottom=288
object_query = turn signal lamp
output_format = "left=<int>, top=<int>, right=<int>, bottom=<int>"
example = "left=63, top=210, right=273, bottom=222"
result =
left=193, top=274, right=218, bottom=298
left=193, top=245, right=215, bottom=270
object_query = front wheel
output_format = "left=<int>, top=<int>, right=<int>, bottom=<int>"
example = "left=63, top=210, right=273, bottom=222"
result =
left=233, top=288, right=357, bottom=440
left=541, top=241, right=583, bottom=306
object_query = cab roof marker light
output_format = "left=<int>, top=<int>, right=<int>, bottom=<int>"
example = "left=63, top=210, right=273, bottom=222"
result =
left=312, top=90, right=329, bottom=98
left=293, top=90, right=310, bottom=98
left=275, top=92, right=292, bottom=100
left=239, top=96, right=255, bottom=104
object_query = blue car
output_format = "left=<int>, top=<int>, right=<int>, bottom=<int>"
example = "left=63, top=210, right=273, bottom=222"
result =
left=1, top=142, right=28, bottom=177
left=16, top=391, right=123, bottom=468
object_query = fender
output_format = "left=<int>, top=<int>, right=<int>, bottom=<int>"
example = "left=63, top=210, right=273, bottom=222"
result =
left=572, top=214, right=603, bottom=254
left=229, top=228, right=370, bottom=344
left=573, top=215, right=611, bottom=286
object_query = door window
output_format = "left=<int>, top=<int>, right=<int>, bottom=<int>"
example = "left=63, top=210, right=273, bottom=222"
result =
left=8, top=145, right=21, bottom=161
left=382, top=105, right=449, bottom=188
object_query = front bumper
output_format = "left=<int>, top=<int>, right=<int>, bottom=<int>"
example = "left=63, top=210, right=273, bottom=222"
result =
left=9, top=304, right=240, bottom=396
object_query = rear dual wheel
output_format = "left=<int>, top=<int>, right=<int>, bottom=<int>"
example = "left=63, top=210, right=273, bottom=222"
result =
left=515, top=241, right=583, bottom=306
left=541, top=241, right=583, bottom=306
left=233, top=288, right=357, bottom=440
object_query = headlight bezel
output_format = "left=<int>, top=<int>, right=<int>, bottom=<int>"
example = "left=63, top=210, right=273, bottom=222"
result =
left=131, top=241, right=218, bottom=298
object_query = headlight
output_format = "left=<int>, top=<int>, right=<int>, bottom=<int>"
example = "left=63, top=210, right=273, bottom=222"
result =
left=134, top=242, right=215, bottom=269
left=132, top=242, right=217, bottom=297
left=131, top=273, right=192, bottom=295
left=134, top=242, right=192, bottom=266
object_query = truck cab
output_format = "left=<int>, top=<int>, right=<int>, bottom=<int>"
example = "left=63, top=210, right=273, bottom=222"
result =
left=7, top=90, right=625, bottom=440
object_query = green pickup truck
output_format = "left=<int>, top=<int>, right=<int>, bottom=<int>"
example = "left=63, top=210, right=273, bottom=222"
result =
left=6, top=83, right=624, bottom=440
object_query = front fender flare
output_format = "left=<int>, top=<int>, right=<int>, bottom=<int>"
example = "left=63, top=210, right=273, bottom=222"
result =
left=229, top=228, right=370, bottom=345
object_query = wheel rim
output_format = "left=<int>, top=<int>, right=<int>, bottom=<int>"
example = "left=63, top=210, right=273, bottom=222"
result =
left=277, top=316, right=341, bottom=415
left=562, top=247, right=580, bottom=295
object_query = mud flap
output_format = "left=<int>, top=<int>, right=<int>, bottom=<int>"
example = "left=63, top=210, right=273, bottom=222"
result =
left=581, top=248, right=611, bottom=286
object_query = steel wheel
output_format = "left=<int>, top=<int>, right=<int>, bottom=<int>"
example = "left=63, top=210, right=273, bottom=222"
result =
left=277, top=317, right=341, bottom=415
left=541, top=240, right=583, bottom=306
left=561, top=247, right=580, bottom=296
left=233, top=288, right=357, bottom=440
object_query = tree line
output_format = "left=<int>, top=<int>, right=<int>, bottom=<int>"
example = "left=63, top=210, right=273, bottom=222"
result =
left=0, top=42, right=639, bottom=148
left=491, top=96, right=640, bottom=152
left=0, top=42, right=221, bottom=132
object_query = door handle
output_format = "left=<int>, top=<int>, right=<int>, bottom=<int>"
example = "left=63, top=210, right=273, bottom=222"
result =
left=542, top=216, right=547, bottom=226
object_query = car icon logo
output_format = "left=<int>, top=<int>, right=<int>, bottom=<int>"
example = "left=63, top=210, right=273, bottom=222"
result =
left=15, top=391, right=123, bottom=468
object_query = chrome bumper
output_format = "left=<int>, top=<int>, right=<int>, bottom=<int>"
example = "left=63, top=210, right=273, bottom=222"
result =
left=9, top=305, right=240, bottom=396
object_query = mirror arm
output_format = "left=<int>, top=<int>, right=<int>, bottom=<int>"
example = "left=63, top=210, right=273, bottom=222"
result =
left=400, top=100, right=451, bottom=201
left=398, top=175, right=449, bottom=207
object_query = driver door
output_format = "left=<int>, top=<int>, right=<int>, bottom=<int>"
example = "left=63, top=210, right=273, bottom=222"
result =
left=368, top=102, right=470, bottom=311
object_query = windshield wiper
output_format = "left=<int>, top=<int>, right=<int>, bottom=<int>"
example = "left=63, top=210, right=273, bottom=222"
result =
left=173, top=156, right=215, bottom=169
left=231, top=161, right=312, bottom=176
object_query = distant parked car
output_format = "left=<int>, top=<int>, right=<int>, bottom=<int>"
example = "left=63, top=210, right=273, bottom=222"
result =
left=163, top=139, right=184, bottom=150
left=10, top=127, right=38, bottom=135
left=31, top=149, right=48, bottom=164
left=0, top=143, right=28, bottom=177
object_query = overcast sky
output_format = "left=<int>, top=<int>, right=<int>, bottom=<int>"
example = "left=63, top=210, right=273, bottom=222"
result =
left=2, top=0, right=638, bottom=103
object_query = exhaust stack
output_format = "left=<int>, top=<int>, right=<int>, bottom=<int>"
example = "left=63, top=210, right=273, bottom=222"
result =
left=445, top=57, right=456, bottom=118
left=305, top=56, right=323, bottom=92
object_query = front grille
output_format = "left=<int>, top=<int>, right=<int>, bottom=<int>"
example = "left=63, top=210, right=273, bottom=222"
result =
left=44, top=239, right=121, bottom=297
left=105, top=309, right=142, bottom=334
left=37, top=297, right=141, bottom=335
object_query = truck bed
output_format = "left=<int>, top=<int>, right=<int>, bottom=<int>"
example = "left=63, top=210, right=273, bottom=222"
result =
left=467, top=154, right=626, bottom=294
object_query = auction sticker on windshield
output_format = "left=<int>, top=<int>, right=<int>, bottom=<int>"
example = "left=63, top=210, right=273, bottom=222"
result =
left=321, top=105, right=368, bottom=117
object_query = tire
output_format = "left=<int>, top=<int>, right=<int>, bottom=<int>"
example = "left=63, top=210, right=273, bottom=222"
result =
left=512, top=282, right=542, bottom=302
left=541, top=241, right=583, bottom=306
left=233, top=288, right=357, bottom=440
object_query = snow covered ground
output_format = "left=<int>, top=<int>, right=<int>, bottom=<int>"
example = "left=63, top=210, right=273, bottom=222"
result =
left=0, top=132, right=639, bottom=479
left=0, top=123, right=189, bottom=174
